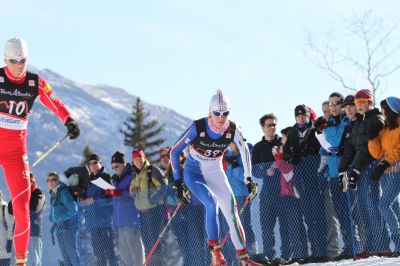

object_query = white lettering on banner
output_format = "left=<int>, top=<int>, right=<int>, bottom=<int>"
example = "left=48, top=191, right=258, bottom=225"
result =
left=0, top=113, right=27, bottom=130
left=0, top=88, right=32, bottom=97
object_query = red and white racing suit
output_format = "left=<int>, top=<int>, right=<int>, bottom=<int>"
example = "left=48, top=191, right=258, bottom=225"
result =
left=0, top=66, right=72, bottom=261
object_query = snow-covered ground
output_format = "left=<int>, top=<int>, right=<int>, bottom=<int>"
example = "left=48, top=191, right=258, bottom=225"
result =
left=298, top=256, right=400, bottom=266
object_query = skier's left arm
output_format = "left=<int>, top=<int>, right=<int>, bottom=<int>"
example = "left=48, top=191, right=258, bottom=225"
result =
left=37, top=76, right=80, bottom=139
left=233, top=126, right=251, bottom=183
left=233, top=126, right=257, bottom=200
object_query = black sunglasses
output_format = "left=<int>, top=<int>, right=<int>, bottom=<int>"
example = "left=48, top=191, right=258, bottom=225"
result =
left=9, top=58, right=27, bottom=65
left=264, top=123, right=277, bottom=128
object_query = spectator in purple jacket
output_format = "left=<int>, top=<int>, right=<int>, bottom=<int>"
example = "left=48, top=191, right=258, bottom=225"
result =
left=107, top=151, right=144, bottom=266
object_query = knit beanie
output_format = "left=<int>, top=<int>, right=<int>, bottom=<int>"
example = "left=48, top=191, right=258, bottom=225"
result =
left=111, top=151, right=125, bottom=164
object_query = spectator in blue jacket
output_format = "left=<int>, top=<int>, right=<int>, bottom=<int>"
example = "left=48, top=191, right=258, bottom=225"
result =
left=83, top=154, right=117, bottom=266
left=107, top=151, right=143, bottom=266
left=321, top=92, right=357, bottom=258
left=47, top=172, right=79, bottom=266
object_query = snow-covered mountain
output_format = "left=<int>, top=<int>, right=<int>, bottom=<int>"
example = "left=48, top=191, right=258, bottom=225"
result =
left=0, top=66, right=192, bottom=195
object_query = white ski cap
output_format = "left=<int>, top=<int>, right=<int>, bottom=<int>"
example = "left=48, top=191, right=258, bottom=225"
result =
left=209, top=89, right=231, bottom=112
left=4, top=37, right=28, bottom=60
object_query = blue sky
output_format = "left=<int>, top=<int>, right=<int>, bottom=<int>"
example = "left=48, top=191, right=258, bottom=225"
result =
left=1, top=1, right=399, bottom=143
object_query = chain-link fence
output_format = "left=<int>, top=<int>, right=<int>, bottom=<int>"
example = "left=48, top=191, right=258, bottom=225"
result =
left=1, top=156, right=400, bottom=265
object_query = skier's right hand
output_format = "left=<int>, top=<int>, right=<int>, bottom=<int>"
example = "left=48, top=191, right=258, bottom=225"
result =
left=173, top=180, right=190, bottom=204
left=65, top=117, right=80, bottom=139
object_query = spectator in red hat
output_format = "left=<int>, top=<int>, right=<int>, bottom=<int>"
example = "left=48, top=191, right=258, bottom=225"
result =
left=339, top=89, right=391, bottom=255
left=129, top=149, right=167, bottom=266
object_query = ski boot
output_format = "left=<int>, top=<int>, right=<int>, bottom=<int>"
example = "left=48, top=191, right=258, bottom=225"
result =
left=209, top=240, right=227, bottom=266
left=237, top=248, right=264, bottom=266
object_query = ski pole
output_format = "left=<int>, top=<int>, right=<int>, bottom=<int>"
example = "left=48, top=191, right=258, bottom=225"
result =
left=220, top=197, right=251, bottom=248
left=32, top=134, right=69, bottom=168
left=143, top=202, right=183, bottom=266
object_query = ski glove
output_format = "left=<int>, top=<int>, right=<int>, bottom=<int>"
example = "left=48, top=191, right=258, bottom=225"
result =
left=6, top=240, right=12, bottom=253
left=338, top=171, right=348, bottom=192
left=65, top=118, right=80, bottom=139
left=173, top=180, right=190, bottom=204
left=370, top=160, right=390, bottom=181
left=246, top=177, right=257, bottom=201
left=348, top=168, right=360, bottom=190
left=104, top=189, right=123, bottom=197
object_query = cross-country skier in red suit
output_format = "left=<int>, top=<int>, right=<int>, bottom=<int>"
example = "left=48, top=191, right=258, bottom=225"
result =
left=0, top=37, right=80, bottom=266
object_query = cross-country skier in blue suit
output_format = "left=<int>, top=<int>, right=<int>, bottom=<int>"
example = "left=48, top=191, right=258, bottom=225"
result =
left=170, top=90, right=262, bottom=266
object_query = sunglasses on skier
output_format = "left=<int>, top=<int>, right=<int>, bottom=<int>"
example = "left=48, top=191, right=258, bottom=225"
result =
left=9, top=58, right=27, bottom=65
left=212, top=111, right=230, bottom=117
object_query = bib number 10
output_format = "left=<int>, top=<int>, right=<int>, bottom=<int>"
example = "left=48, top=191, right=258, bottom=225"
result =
left=9, top=101, right=27, bottom=116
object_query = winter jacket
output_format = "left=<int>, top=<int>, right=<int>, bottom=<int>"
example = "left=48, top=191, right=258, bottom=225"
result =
left=339, top=108, right=385, bottom=172
left=0, top=199, right=13, bottom=259
left=283, top=124, right=321, bottom=164
left=225, top=148, right=250, bottom=197
left=273, top=152, right=295, bottom=197
left=111, top=164, right=140, bottom=229
left=9, top=187, right=45, bottom=237
left=49, top=182, right=78, bottom=233
left=368, top=117, right=400, bottom=166
left=85, top=167, right=113, bottom=229
left=130, top=161, right=168, bottom=211
left=323, top=114, right=348, bottom=178
left=252, top=135, right=280, bottom=165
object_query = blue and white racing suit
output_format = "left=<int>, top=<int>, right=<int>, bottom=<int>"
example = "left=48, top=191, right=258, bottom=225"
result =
left=170, top=117, right=252, bottom=250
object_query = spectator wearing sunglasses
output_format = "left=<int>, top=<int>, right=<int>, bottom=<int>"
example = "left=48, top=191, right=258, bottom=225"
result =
left=368, top=96, right=400, bottom=256
left=81, top=154, right=117, bottom=266
left=47, top=172, right=79, bottom=266
left=0, top=37, right=80, bottom=266
left=252, top=113, right=296, bottom=264
left=320, top=92, right=360, bottom=259
left=170, top=90, right=262, bottom=266
left=339, top=89, right=391, bottom=255
left=109, top=151, right=143, bottom=266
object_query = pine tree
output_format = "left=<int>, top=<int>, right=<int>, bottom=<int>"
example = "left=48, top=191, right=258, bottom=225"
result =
left=80, top=145, right=94, bottom=167
left=121, top=97, right=166, bottom=161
